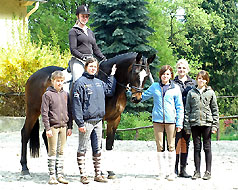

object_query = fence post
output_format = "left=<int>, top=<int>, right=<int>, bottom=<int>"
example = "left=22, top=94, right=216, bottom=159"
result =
left=134, top=129, right=139, bottom=140
left=216, top=128, right=220, bottom=141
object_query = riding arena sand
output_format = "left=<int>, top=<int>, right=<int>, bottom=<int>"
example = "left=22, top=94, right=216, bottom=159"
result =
left=0, top=119, right=238, bottom=190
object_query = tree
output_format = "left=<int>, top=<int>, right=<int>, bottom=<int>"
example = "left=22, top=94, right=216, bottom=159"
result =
left=28, top=0, right=88, bottom=51
left=183, top=0, right=238, bottom=95
left=90, top=0, right=156, bottom=58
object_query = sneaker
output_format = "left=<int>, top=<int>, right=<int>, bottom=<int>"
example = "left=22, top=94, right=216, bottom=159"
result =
left=192, top=171, right=201, bottom=180
left=57, top=176, right=68, bottom=184
left=48, top=176, right=59, bottom=184
left=80, top=176, right=90, bottom=184
left=202, top=171, right=211, bottom=180
left=94, top=175, right=108, bottom=183
left=107, top=171, right=116, bottom=179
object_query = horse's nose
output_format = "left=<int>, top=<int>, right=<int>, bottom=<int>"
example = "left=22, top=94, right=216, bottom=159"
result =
left=131, top=96, right=142, bottom=103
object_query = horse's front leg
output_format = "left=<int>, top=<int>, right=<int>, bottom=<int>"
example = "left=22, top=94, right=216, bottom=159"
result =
left=106, top=116, right=121, bottom=150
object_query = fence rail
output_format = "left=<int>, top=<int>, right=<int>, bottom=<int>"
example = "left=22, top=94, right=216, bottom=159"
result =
left=1, top=92, right=238, bottom=98
left=113, top=115, right=238, bottom=141
left=0, top=92, right=24, bottom=96
left=1, top=92, right=238, bottom=140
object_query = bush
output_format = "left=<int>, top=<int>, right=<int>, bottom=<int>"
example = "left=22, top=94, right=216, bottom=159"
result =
left=0, top=34, right=71, bottom=116
left=116, top=111, right=154, bottom=140
left=219, top=119, right=238, bottom=140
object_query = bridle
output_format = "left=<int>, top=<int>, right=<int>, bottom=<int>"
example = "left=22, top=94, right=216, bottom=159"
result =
left=117, top=62, right=150, bottom=94
left=98, top=58, right=150, bottom=94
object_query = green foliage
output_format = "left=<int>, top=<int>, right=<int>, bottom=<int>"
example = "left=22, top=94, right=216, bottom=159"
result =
left=212, top=119, right=238, bottom=141
left=183, top=0, right=238, bottom=96
left=116, top=111, right=154, bottom=140
left=0, top=34, right=71, bottom=116
left=91, top=0, right=156, bottom=58
left=28, top=0, right=88, bottom=51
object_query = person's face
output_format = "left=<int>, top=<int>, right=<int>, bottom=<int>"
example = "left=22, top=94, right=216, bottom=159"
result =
left=177, top=63, right=188, bottom=77
left=197, top=75, right=207, bottom=88
left=78, top=14, right=89, bottom=25
left=86, top=62, right=98, bottom=75
left=161, top=69, right=172, bottom=84
left=52, top=77, right=64, bottom=91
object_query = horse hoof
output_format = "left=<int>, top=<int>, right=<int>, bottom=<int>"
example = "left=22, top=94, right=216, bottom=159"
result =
left=21, top=170, right=30, bottom=175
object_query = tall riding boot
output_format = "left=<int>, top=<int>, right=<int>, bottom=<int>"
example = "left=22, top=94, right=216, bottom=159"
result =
left=156, top=152, right=166, bottom=180
left=48, top=156, right=58, bottom=184
left=167, top=151, right=176, bottom=181
left=77, top=152, right=89, bottom=184
left=179, top=153, right=191, bottom=178
left=175, top=154, right=179, bottom=175
left=56, top=155, right=68, bottom=184
left=93, top=153, right=107, bottom=183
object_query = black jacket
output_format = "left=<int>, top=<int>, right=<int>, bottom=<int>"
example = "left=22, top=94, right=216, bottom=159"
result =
left=69, top=25, right=105, bottom=61
left=173, top=75, right=196, bottom=106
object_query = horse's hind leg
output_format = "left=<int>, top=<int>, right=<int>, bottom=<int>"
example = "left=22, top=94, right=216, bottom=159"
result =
left=20, top=113, right=40, bottom=175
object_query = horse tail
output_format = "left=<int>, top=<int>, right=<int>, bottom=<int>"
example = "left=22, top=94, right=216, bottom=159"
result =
left=29, top=119, right=40, bottom=158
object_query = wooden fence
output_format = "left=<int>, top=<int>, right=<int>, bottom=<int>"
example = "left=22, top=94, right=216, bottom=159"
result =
left=113, top=115, right=238, bottom=141
left=1, top=92, right=238, bottom=140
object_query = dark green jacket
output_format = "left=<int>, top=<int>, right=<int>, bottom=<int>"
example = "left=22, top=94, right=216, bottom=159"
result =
left=184, top=86, right=219, bottom=131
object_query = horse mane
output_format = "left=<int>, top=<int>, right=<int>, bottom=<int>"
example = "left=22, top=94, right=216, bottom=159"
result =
left=101, top=52, right=137, bottom=67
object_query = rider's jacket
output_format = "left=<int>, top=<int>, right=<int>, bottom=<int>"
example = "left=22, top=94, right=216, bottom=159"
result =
left=41, top=86, right=73, bottom=131
left=69, top=24, right=105, bottom=61
left=142, top=81, right=184, bottom=129
left=72, top=72, right=116, bottom=128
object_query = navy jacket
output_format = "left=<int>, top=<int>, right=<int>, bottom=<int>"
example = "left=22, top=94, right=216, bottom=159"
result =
left=173, top=75, right=196, bottom=106
left=72, top=72, right=116, bottom=128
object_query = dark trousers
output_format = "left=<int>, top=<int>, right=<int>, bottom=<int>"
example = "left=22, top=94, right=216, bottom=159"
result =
left=191, top=126, right=212, bottom=173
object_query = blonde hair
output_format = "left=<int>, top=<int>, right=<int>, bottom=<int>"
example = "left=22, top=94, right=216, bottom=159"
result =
left=51, top=70, right=65, bottom=81
left=176, top=59, right=190, bottom=72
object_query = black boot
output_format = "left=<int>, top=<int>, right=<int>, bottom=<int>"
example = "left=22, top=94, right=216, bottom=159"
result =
left=175, top=154, right=179, bottom=175
left=179, top=165, right=191, bottom=178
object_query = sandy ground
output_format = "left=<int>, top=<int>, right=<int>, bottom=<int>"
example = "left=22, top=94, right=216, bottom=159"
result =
left=0, top=129, right=238, bottom=190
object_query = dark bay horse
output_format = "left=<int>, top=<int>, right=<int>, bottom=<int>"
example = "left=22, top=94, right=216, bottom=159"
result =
left=20, top=52, right=156, bottom=175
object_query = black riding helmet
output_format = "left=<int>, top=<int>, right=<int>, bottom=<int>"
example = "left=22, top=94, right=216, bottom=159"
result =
left=76, top=5, right=90, bottom=15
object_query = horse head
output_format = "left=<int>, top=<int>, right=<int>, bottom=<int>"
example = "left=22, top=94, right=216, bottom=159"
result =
left=128, top=53, right=156, bottom=103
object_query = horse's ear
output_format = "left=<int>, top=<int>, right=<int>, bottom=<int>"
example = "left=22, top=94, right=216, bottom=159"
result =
left=147, top=54, right=156, bottom=64
left=136, top=52, right=143, bottom=62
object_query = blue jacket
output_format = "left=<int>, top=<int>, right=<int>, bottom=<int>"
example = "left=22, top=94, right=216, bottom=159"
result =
left=72, top=72, right=116, bottom=128
left=142, top=81, right=184, bottom=128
